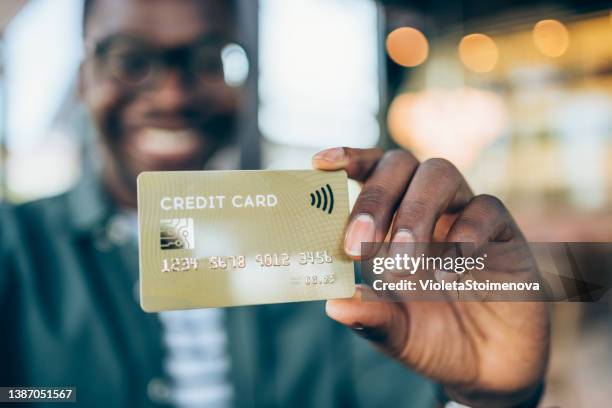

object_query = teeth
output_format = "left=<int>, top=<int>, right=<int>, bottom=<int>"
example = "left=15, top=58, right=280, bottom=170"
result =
left=134, top=128, right=201, bottom=156
left=143, top=128, right=197, bottom=146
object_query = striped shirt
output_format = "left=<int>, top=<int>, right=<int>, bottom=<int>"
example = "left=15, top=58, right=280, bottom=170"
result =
left=130, top=146, right=239, bottom=407
left=159, top=309, right=233, bottom=407
left=124, top=212, right=233, bottom=408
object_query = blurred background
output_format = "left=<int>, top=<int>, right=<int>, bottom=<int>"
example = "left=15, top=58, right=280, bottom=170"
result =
left=0, top=0, right=611, bottom=406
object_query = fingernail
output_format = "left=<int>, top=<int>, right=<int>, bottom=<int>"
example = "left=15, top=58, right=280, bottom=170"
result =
left=392, top=229, right=415, bottom=243
left=344, top=214, right=376, bottom=257
left=390, top=229, right=415, bottom=268
left=434, top=269, right=459, bottom=283
left=313, top=147, right=346, bottom=162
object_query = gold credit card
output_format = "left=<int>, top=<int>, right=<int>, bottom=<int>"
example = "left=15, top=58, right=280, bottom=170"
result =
left=137, top=169, right=355, bottom=312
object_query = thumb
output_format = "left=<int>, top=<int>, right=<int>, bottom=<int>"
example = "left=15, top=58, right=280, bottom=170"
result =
left=326, top=285, right=410, bottom=358
left=312, top=147, right=385, bottom=182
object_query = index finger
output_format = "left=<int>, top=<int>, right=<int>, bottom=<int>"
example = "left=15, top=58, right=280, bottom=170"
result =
left=312, top=147, right=385, bottom=182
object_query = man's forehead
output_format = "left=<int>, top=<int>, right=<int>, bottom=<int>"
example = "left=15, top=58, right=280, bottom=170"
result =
left=86, top=0, right=235, bottom=46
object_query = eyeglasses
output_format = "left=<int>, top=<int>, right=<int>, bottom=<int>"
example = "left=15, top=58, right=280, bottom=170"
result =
left=89, top=36, right=236, bottom=87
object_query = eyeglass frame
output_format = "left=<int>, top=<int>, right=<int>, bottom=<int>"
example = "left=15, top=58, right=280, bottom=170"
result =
left=83, top=33, right=238, bottom=89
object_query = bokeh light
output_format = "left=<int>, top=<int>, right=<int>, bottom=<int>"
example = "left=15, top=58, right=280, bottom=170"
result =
left=387, top=88, right=507, bottom=167
left=458, top=33, right=499, bottom=73
left=532, top=19, right=570, bottom=57
left=221, top=43, right=250, bottom=87
left=386, top=27, right=429, bottom=67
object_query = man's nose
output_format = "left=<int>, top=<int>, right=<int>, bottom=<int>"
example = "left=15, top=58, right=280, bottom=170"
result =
left=150, top=69, right=192, bottom=111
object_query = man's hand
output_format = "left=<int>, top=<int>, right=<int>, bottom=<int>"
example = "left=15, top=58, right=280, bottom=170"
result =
left=312, top=147, right=550, bottom=407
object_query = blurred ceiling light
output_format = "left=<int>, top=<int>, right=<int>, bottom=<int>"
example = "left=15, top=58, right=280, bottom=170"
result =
left=386, top=27, right=429, bottom=67
left=458, top=33, right=498, bottom=73
left=387, top=88, right=507, bottom=167
left=532, top=19, right=569, bottom=57
left=221, top=43, right=249, bottom=87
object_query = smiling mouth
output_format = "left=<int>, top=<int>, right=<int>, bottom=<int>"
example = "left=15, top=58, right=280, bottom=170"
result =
left=126, top=127, right=206, bottom=165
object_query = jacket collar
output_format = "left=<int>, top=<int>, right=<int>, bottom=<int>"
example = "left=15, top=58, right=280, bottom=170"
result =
left=67, top=145, right=241, bottom=236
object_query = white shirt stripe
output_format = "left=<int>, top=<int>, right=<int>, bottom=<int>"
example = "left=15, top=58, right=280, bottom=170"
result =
left=159, top=308, right=233, bottom=408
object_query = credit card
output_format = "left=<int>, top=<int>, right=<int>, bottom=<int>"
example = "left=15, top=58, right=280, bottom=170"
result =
left=137, top=169, right=355, bottom=311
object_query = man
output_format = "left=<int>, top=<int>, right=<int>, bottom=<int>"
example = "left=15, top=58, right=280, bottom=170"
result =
left=0, top=0, right=549, bottom=407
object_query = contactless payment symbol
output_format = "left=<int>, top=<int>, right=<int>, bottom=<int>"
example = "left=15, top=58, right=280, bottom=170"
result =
left=160, top=218, right=194, bottom=250
left=309, top=184, right=335, bottom=214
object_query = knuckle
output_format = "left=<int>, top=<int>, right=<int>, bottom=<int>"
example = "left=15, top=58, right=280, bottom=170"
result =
left=422, top=158, right=461, bottom=183
left=423, top=157, right=456, bottom=172
left=472, top=194, right=506, bottom=213
left=453, top=217, right=482, bottom=241
left=398, top=198, right=431, bottom=221
left=353, top=147, right=384, bottom=161
left=382, top=149, right=417, bottom=163
left=342, top=147, right=360, bottom=160
left=358, top=185, right=392, bottom=208
left=351, top=148, right=384, bottom=172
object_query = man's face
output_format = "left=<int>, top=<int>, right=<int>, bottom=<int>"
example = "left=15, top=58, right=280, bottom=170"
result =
left=81, top=0, right=239, bottom=189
